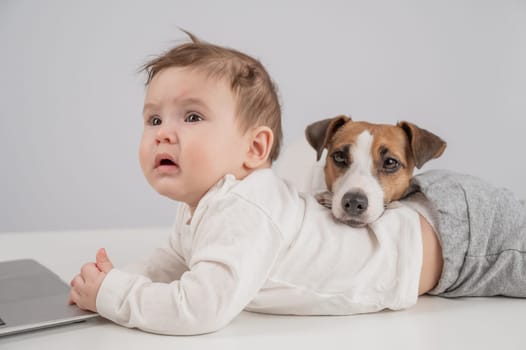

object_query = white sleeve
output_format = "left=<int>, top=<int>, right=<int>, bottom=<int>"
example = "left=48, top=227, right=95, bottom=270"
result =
left=121, top=206, right=188, bottom=282
left=121, top=246, right=187, bottom=283
left=95, top=197, right=283, bottom=335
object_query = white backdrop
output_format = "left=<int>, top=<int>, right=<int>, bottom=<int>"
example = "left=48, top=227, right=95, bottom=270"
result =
left=1, top=0, right=525, bottom=233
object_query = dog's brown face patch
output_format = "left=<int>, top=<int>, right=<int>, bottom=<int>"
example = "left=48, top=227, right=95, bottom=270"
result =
left=324, top=143, right=350, bottom=192
left=371, top=127, right=415, bottom=203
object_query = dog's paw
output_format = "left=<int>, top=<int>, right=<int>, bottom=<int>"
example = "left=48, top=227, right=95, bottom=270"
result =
left=315, top=191, right=333, bottom=209
left=385, top=201, right=403, bottom=209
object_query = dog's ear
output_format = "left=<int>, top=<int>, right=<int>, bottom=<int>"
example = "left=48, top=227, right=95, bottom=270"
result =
left=305, top=115, right=351, bottom=161
left=398, top=121, right=447, bottom=169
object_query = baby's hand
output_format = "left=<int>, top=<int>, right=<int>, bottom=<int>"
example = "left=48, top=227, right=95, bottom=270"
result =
left=68, top=248, right=114, bottom=312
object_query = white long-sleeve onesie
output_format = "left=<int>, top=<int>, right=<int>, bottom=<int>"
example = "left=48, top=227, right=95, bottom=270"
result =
left=96, top=169, right=423, bottom=335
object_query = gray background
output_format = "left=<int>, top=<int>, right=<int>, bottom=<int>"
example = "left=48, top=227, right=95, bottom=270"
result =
left=1, top=0, right=525, bottom=233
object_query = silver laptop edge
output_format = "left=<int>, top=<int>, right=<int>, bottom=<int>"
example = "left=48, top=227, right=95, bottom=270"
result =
left=0, top=259, right=99, bottom=337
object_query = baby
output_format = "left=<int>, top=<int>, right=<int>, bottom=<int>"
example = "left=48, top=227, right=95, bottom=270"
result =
left=69, top=33, right=525, bottom=335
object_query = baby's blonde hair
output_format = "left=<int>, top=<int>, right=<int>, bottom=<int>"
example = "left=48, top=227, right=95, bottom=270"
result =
left=142, top=31, right=282, bottom=162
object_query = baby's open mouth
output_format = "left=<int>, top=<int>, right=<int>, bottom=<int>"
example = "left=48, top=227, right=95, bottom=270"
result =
left=160, top=159, right=176, bottom=166
left=155, top=153, right=178, bottom=168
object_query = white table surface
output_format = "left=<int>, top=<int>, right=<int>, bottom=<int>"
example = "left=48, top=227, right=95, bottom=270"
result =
left=1, top=228, right=526, bottom=350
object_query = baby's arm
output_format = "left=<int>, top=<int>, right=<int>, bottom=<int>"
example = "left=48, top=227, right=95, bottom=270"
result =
left=121, top=243, right=188, bottom=282
left=93, top=203, right=282, bottom=335
left=122, top=208, right=190, bottom=282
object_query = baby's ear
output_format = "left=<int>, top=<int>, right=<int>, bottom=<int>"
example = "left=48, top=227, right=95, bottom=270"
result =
left=245, top=126, right=274, bottom=169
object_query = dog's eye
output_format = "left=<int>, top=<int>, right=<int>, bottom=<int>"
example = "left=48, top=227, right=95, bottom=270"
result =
left=383, top=158, right=401, bottom=172
left=331, top=151, right=348, bottom=167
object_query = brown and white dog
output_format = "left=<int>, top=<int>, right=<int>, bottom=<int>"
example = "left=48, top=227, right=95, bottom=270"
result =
left=306, top=115, right=446, bottom=227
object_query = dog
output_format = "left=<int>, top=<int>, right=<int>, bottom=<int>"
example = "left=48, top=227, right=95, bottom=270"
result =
left=305, top=115, right=446, bottom=227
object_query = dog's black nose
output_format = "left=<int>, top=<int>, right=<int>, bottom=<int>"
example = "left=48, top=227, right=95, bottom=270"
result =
left=341, top=191, right=368, bottom=216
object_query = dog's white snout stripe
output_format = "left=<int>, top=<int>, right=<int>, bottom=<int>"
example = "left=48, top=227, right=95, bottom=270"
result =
left=331, top=131, right=385, bottom=224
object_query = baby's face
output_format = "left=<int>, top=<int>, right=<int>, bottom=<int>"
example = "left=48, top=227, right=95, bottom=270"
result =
left=140, top=67, right=250, bottom=211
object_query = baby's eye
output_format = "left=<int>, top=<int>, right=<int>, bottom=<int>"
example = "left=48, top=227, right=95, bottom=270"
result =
left=185, top=113, right=203, bottom=123
left=149, top=115, right=162, bottom=126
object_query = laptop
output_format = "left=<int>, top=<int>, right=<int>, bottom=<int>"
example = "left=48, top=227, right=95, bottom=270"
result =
left=0, top=259, right=99, bottom=336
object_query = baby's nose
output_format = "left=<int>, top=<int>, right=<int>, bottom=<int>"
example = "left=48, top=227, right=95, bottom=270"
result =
left=156, top=126, right=177, bottom=144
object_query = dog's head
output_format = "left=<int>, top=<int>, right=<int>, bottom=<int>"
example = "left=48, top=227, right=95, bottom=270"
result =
left=306, top=115, right=446, bottom=227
